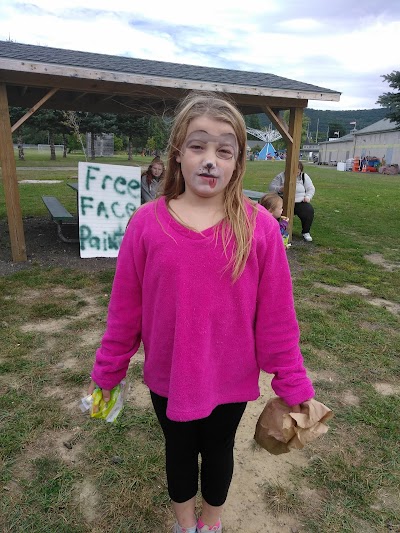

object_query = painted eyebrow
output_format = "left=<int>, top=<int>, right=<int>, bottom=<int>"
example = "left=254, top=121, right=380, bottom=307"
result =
left=185, top=130, right=237, bottom=146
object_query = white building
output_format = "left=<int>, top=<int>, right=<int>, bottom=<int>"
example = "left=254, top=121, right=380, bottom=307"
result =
left=318, top=119, right=400, bottom=166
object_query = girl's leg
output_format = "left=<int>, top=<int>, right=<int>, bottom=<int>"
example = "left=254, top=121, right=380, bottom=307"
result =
left=150, top=391, right=198, bottom=529
left=172, top=497, right=197, bottom=530
left=294, top=202, right=314, bottom=234
left=198, top=402, right=247, bottom=527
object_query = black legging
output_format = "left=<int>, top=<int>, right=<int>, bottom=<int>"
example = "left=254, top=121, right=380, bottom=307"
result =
left=151, top=391, right=246, bottom=506
left=294, top=201, right=314, bottom=233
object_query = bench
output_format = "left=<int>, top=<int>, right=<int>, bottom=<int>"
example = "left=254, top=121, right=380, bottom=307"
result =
left=42, top=196, right=79, bottom=243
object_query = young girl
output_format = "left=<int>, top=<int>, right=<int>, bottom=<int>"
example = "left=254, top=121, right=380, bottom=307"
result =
left=141, top=156, right=165, bottom=203
left=89, top=92, right=314, bottom=533
left=260, top=192, right=284, bottom=219
left=260, top=192, right=291, bottom=248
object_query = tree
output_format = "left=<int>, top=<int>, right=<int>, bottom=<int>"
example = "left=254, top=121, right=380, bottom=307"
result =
left=148, top=115, right=170, bottom=154
left=10, top=107, right=28, bottom=160
left=114, top=114, right=149, bottom=160
left=31, top=109, right=67, bottom=160
left=62, top=111, right=87, bottom=158
left=377, top=70, right=400, bottom=126
left=245, top=114, right=262, bottom=130
left=327, top=122, right=346, bottom=139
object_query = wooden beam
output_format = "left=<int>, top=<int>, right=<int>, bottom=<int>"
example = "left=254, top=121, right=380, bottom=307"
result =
left=263, top=105, right=293, bottom=144
left=0, top=84, right=27, bottom=262
left=283, top=107, right=303, bottom=239
left=72, top=91, right=88, bottom=102
left=100, top=94, right=115, bottom=102
left=234, top=93, right=309, bottom=109
left=0, top=58, right=342, bottom=102
left=11, top=87, right=58, bottom=132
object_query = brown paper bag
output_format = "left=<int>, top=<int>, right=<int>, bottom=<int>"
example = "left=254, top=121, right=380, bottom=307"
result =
left=254, top=397, right=333, bottom=455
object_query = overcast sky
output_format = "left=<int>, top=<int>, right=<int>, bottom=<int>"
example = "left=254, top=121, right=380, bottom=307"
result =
left=0, top=0, right=398, bottom=111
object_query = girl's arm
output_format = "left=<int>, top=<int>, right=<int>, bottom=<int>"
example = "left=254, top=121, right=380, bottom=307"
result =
left=255, top=221, right=315, bottom=406
left=91, top=222, right=143, bottom=391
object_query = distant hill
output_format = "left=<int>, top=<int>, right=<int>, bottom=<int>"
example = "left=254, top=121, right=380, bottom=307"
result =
left=258, top=108, right=389, bottom=138
left=303, top=108, right=388, bottom=136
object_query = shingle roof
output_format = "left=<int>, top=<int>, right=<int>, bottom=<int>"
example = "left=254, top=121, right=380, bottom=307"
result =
left=0, top=40, right=340, bottom=96
left=355, top=118, right=398, bottom=134
left=319, top=117, right=399, bottom=146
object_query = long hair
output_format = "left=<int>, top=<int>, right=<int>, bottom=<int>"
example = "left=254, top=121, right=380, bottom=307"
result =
left=161, top=91, right=257, bottom=280
left=143, top=157, right=165, bottom=186
left=298, top=161, right=305, bottom=181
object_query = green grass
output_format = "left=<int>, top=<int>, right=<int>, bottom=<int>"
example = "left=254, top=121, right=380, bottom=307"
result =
left=0, top=157, right=400, bottom=532
left=11, top=149, right=154, bottom=167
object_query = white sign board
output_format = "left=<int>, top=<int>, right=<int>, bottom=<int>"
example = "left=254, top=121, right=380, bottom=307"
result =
left=78, top=162, right=141, bottom=258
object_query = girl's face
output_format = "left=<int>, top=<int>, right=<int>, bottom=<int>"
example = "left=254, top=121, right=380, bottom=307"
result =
left=176, top=115, right=238, bottom=201
left=270, top=199, right=283, bottom=219
left=151, top=163, right=163, bottom=178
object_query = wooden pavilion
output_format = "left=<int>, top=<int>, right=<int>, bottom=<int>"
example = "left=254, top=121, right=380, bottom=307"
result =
left=0, top=41, right=340, bottom=262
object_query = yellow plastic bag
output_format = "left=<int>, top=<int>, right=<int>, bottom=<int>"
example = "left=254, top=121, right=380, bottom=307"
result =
left=80, top=380, right=128, bottom=422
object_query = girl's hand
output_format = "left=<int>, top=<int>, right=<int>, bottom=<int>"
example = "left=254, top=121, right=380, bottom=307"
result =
left=303, top=196, right=310, bottom=203
left=88, top=379, right=111, bottom=403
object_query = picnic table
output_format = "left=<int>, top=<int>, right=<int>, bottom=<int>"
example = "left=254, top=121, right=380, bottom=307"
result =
left=243, top=189, right=264, bottom=202
left=41, top=182, right=79, bottom=243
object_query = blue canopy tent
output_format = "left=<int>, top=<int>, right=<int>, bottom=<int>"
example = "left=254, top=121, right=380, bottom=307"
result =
left=258, top=142, right=276, bottom=160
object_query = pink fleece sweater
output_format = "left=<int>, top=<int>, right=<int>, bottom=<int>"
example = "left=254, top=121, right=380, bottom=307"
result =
left=91, top=196, right=314, bottom=421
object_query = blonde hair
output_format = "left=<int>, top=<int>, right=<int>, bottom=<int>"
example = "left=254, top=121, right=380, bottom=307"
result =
left=260, top=192, right=283, bottom=213
left=161, top=91, right=257, bottom=280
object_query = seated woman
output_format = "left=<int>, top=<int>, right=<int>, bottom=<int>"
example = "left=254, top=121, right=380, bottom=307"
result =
left=141, top=157, right=165, bottom=203
left=268, top=162, right=315, bottom=242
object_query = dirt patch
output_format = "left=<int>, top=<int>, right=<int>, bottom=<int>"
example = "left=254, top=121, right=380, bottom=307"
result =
left=20, top=290, right=104, bottom=334
left=0, top=216, right=117, bottom=276
left=373, top=383, right=400, bottom=396
left=341, top=390, right=361, bottom=406
left=365, top=253, right=400, bottom=272
left=314, top=282, right=400, bottom=316
left=223, top=372, right=309, bottom=533
left=308, top=369, right=338, bottom=383
left=74, top=478, right=99, bottom=524
left=314, top=282, right=370, bottom=296
left=368, top=298, right=400, bottom=317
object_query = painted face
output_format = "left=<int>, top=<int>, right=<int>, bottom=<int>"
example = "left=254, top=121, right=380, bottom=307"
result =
left=151, top=163, right=163, bottom=178
left=270, top=199, right=283, bottom=219
left=176, top=116, right=238, bottom=200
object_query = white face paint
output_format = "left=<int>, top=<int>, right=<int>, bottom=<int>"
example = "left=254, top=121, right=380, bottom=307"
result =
left=176, top=116, right=238, bottom=200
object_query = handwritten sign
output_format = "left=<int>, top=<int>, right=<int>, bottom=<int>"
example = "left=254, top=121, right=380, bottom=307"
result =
left=78, top=162, right=141, bottom=258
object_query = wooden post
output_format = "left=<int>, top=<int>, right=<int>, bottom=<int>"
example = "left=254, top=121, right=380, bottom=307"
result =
left=0, top=83, right=27, bottom=262
left=283, top=107, right=303, bottom=239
